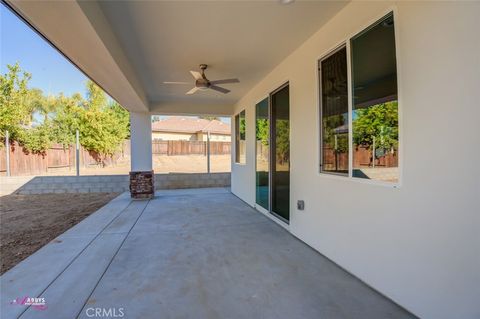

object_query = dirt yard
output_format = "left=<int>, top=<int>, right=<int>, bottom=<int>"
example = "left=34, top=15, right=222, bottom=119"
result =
left=41, top=154, right=231, bottom=176
left=0, top=193, right=119, bottom=274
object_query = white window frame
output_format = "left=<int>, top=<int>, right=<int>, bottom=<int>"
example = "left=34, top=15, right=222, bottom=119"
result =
left=318, top=44, right=349, bottom=177
left=316, top=8, right=402, bottom=188
left=234, top=109, right=246, bottom=165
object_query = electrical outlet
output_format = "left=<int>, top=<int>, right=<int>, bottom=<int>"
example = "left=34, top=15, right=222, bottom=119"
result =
left=297, top=200, right=305, bottom=210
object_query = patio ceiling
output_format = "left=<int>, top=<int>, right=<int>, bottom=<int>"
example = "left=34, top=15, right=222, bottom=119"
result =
left=5, top=0, right=348, bottom=115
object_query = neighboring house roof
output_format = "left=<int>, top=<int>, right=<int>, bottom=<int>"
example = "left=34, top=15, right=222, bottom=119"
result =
left=151, top=117, right=231, bottom=135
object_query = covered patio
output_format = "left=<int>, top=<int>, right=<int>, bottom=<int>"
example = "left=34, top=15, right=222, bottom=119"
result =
left=1, top=188, right=412, bottom=319
left=2, top=1, right=479, bottom=318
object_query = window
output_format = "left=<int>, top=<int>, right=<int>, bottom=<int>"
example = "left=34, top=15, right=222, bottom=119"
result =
left=319, top=46, right=349, bottom=175
left=351, top=13, right=398, bottom=182
left=319, top=12, right=399, bottom=183
left=235, top=110, right=246, bottom=164
left=256, top=98, right=269, bottom=210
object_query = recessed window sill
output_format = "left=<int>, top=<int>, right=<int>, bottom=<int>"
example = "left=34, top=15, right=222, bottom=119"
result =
left=317, top=171, right=401, bottom=189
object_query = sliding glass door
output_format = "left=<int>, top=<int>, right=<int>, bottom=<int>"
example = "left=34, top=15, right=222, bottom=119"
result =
left=271, top=84, right=290, bottom=222
left=255, top=98, right=269, bottom=210
left=254, top=84, right=290, bottom=222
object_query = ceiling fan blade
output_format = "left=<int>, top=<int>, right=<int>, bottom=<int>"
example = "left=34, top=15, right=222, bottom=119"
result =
left=209, top=78, right=240, bottom=85
left=186, top=87, right=199, bottom=95
left=210, top=85, right=230, bottom=94
left=163, top=81, right=190, bottom=85
left=190, top=71, right=202, bottom=80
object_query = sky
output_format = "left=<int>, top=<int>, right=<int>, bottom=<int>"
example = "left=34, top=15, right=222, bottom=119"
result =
left=1, top=4, right=88, bottom=97
left=0, top=4, right=230, bottom=123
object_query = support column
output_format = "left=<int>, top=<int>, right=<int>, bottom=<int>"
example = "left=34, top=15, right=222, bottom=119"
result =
left=129, top=112, right=154, bottom=199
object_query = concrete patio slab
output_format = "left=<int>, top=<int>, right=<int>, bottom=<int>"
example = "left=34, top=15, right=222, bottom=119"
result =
left=1, top=188, right=415, bottom=319
left=19, top=233, right=126, bottom=319
left=58, top=192, right=132, bottom=238
left=18, top=199, right=149, bottom=319
left=1, top=236, right=95, bottom=319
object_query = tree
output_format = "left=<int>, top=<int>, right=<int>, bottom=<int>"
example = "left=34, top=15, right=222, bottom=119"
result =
left=0, top=63, right=33, bottom=142
left=199, top=116, right=220, bottom=121
left=239, top=115, right=246, bottom=140
left=31, top=89, right=56, bottom=123
left=352, top=101, right=399, bottom=160
left=0, top=63, right=55, bottom=153
left=50, top=93, right=83, bottom=147
left=275, top=119, right=289, bottom=164
left=256, top=118, right=269, bottom=146
left=77, top=81, right=130, bottom=161
left=1, top=64, right=130, bottom=158
left=19, top=122, right=53, bottom=153
left=322, top=114, right=348, bottom=153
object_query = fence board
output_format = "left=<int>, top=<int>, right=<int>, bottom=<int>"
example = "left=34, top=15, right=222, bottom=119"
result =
left=1, top=140, right=231, bottom=176
left=322, top=145, right=398, bottom=170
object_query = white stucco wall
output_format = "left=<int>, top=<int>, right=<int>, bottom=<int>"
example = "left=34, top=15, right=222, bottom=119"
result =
left=152, top=132, right=231, bottom=142
left=152, top=132, right=197, bottom=141
left=196, top=132, right=232, bottom=142
left=231, top=2, right=480, bottom=319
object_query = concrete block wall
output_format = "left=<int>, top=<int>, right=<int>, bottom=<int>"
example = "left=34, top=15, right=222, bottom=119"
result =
left=10, top=173, right=230, bottom=195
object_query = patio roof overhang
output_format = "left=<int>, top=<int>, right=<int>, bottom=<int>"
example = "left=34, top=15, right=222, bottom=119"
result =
left=4, top=0, right=348, bottom=116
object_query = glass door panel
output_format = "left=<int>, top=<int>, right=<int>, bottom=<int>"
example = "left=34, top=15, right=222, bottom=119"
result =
left=255, top=98, right=269, bottom=210
left=271, top=84, right=290, bottom=221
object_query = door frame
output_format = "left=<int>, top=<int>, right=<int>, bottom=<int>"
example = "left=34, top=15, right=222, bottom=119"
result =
left=268, top=82, right=290, bottom=224
left=254, top=95, right=270, bottom=213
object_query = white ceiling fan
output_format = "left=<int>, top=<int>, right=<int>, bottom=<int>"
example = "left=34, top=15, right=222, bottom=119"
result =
left=163, top=64, right=239, bottom=95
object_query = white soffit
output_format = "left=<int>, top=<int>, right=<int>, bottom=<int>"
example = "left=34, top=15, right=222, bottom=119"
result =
left=6, top=0, right=349, bottom=115
left=97, top=0, right=348, bottom=114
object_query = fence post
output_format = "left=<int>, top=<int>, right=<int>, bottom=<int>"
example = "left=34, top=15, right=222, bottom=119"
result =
left=372, top=136, right=376, bottom=168
left=5, top=130, right=10, bottom=177
left=76, top=130, right=80, bottom=176
left=207, top=132, right=211, bottom=173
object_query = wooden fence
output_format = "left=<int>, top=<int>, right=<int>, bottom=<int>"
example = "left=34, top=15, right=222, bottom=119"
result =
left=0, top=141, right=127, bottom=176
left=322, top=145, right=398, bottom=171
left=1, top=140, right=231, bottom=176
left=152, top=140, right=231, bottom=156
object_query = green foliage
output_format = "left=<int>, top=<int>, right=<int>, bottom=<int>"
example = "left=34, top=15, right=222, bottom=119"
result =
left=50, top=93, right=83, bottom=146
left=85, top=80, right=107, bottom=111
left=28, top=88, right=49, bottom=122
left=0, top=63, right=130, bottom=159
left=78, top=89, right=130, bottom=159
left=352, top=101, right=398, bottom=151
left=322, top=114, right=348, bottom=153
left=255, top=117, right=289, bottom=164
left=275, top=119, right=289, bottom=164
left=239, top=112, right=246, bottom=140
left=255, top=118, right=269, bottom=145
left=19, top=121, right=53, bottom=154
left=0, top=63, right=33, bottom=142
left=199, top=116, right=220, bottom=121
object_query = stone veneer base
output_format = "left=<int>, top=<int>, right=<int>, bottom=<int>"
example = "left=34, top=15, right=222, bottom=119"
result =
left=129, top=170, right=155, bottom=199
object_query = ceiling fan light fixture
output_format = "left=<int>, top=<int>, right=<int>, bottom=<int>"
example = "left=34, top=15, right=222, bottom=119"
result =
left=164, top=64, right=239, bottom=95
left=279, top=0, right=295, bottom=5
